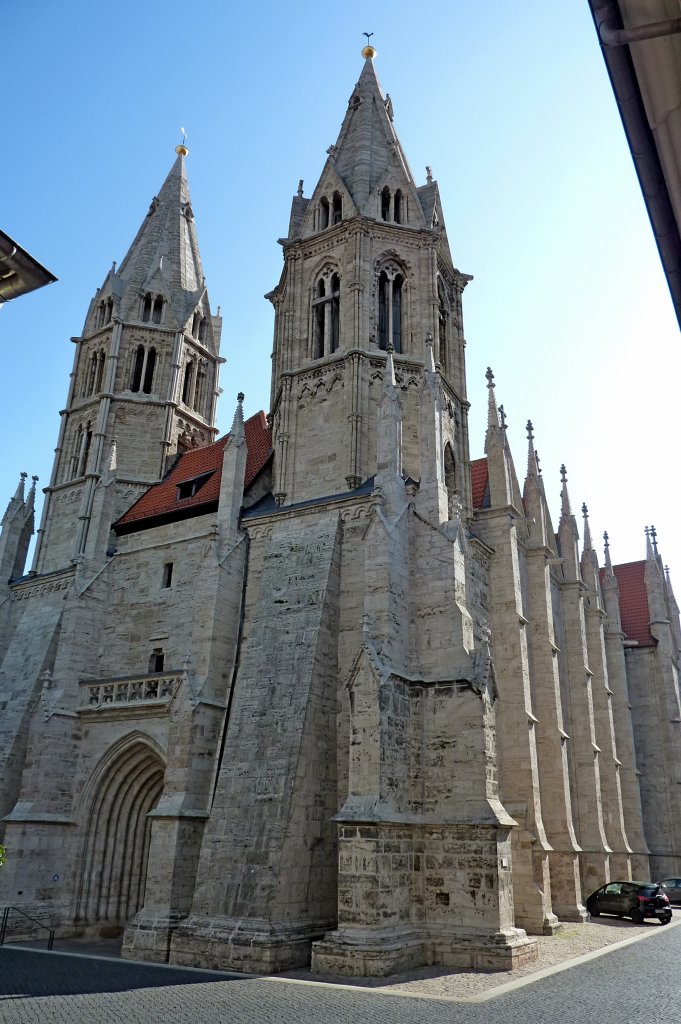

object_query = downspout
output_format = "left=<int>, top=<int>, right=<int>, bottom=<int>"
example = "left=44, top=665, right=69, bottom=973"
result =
left=599, top=15, right=681, bottom=47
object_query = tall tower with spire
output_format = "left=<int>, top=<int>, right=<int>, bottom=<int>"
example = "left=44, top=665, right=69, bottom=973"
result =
left=32, top=145, right=222, bottom=574
left=268, top=46, right=471, bottom=511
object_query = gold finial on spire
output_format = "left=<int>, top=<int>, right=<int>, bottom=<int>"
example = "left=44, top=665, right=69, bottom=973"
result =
left=361, top=31, right=376, bottom=59
left=176, top=126, right=189, bottom=158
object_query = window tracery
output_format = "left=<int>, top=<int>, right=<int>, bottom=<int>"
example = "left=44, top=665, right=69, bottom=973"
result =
left=311, top=269, right=340, bottom=359
left=377, top=263, right=404, bottom=353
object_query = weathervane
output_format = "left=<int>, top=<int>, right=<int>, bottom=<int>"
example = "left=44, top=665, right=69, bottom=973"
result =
left=362, top=31, right=376, bottom=58
left=176, top=126, right=189, bottom=157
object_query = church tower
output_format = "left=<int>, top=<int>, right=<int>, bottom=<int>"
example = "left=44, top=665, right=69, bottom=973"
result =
left=268, top=47, right=471, bottom=511
left=32, top=145, right=222, bottom=574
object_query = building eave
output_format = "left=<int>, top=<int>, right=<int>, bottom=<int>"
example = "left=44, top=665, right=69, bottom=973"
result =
left=588, top=0, right=681, bottom=329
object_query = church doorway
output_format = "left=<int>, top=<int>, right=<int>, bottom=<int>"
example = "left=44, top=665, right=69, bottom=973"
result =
left=75, top=736, right=165, bottom=927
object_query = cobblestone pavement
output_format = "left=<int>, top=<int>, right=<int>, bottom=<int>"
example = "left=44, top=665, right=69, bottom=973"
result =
left=1, top=917, right=681, bottom=1024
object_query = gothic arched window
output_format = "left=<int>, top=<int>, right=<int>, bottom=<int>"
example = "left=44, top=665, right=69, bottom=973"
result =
left=152, top=297, right=163, bottom=324
left=311, top=272, right=340, bottom=359
left=444, top=442, right=457, bottom=516
left=319, top=196, right=330, bottom=230
left=70, top=425, right=83, bottom=479
left=313, top=278, right=326, bottom=359
left=78, top=422, right=93, bottom=477
left=332, top=192, right=343, bottom=225
left=381, top=186, right=390, bottom=221
left=86, top=352, right=98, bottom=396
left=378, top=267, right=404, bottom=353
left=131, top=345, right=145, bottom=392
left=95, top=351, right=106, bottom=393
left=438, top=279, right=448, bottom=373
left=143, top=347, right=156, bottom=394
left=194, top=362, right=207, bottom=414
left=394, top=189, right=403, bottom=224
left=142, top=294, right=153, bottom=323
left=182, top=360, right=195, bottom=405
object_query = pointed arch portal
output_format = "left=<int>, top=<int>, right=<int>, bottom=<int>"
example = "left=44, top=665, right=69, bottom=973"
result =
left=75, top=738, right=165, bottom=926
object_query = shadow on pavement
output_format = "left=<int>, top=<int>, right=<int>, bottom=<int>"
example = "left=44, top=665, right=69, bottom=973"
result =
left=0, top=946, right=249, bottom=999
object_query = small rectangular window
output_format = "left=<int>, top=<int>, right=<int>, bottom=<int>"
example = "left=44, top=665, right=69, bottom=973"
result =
left=162, top=562, right=173, bottom=588
left=149, top=648, right=165, bottom=673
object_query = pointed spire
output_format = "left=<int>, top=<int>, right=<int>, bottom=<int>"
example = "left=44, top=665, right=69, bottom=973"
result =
left=650, top=524, right=659, bottom=558
left=385, top=343, right=397, bottom=388
left=560, top=464, right=571, bottom=519
left=113, top=146, right=207, bottom=328
left=15, top=471, right=27, bottom=503
left=582, top=502, right=593, bottom=551
left=603, top=530, right=613, bottom=572
left=645, top=525, right=655, bottom=561
left=230, top=392, right=246, bottom=446
left=2, top=472, right=27, bottom=527
left=26, top=475, right=38, bottom=512
left=526, top=420, right=540, bottom=478
left=331, top=49, right=416, bottom=214
left=486, top=367, right=499, bottom=431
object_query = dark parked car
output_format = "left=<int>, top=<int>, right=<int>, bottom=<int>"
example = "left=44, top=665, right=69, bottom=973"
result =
left=585, top=881, right=672, bottom=924
left=659, top=878, right=681, bottom=906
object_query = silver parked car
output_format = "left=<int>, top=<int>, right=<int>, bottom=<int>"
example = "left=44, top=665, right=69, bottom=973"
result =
left=658, top=878, right=681, bottom=906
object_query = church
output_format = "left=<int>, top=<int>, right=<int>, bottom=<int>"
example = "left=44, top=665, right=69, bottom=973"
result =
left=1, top=47, right=680, bottom=978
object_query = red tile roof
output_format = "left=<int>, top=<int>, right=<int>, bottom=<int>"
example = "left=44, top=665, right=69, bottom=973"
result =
left=611, top=560, right=655, bottom=647
left=115, top=411, right=272, bottom=533
left=470, top=457, right=490, bottom=510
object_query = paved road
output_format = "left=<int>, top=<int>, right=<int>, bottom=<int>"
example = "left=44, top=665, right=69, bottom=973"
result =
left=1, top=927, right=681, bottom=1024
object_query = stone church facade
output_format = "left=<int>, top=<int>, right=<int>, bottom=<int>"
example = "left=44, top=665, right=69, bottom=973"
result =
left=1, top=51, right=680, bottom=977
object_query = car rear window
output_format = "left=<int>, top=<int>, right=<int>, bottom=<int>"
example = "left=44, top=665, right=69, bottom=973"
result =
left=639, top=885, right=660, bottom=896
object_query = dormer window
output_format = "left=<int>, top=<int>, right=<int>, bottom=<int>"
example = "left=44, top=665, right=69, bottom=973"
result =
left=198, top=318, right=207, bottom=342
left=177, top=471, right=212, bottom=500
left=394, top=189, right=403, bottom=224
left=332, top=192, right=342, bottom=225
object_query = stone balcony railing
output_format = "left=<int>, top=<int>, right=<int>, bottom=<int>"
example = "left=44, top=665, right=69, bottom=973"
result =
left=78, top=671, right=182, bottom=712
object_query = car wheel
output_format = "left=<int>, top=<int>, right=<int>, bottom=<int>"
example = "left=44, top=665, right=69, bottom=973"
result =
left=630, top=908, right=644, bottom=924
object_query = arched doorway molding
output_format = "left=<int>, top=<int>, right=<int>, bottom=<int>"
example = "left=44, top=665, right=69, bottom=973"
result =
left=74, top=732, right=166, bottom=926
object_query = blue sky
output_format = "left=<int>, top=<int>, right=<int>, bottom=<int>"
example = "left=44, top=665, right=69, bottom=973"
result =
left=3, top=1, right=679, bottom=579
